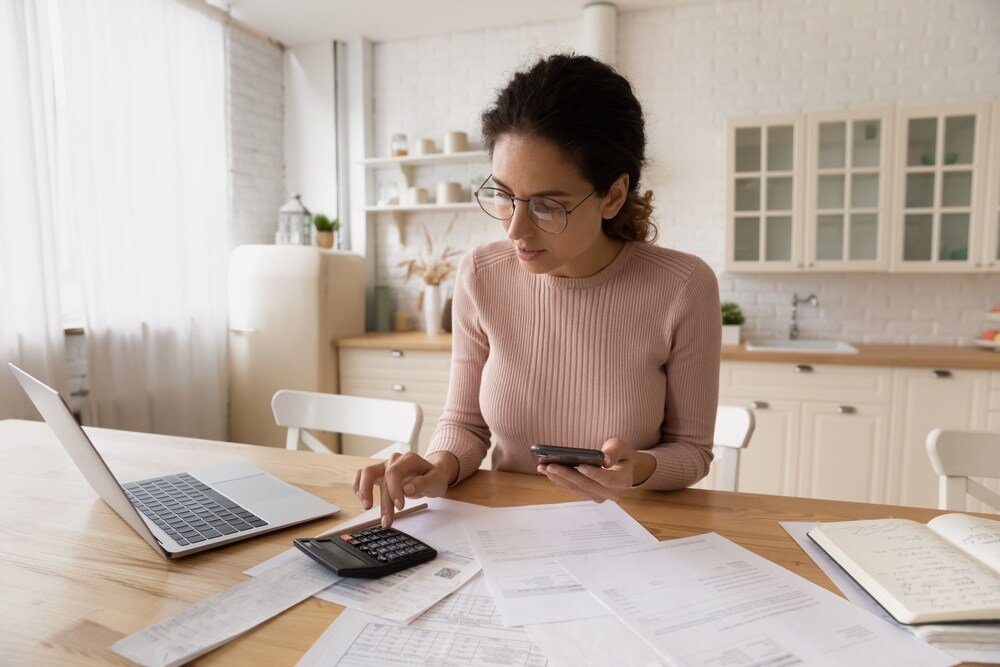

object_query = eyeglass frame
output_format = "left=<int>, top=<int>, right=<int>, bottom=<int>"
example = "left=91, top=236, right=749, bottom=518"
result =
left=473, top=174, right=599, bottom=235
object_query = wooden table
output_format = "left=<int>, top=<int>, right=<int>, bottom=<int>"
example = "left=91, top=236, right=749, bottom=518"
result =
left=0, top=419, right=983, bottom=665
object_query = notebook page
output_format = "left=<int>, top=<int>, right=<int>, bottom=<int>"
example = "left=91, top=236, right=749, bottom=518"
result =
left=814, top=518, right=1000, bottom=618
left=928, top=513, right=1000, bottom=572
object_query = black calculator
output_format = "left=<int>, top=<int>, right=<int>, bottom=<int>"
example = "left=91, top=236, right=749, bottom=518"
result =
left=293, top=526, right=437, bottom=579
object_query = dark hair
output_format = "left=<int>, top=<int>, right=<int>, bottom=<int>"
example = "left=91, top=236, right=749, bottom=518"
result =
left=481, top=54, right=656, bottom=244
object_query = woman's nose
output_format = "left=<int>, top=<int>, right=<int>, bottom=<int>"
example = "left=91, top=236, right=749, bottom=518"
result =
left=505, top=201, right=535, bottom=241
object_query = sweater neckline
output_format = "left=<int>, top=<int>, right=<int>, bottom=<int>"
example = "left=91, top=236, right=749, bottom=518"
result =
left=539, top=241, right=635, bottom=290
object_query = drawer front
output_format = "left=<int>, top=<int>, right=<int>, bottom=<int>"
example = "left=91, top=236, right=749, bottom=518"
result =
left=720, top=361, right=891, bottom=403
left=992, top=371, right=1000, bottom=389
left=989, top=389, right=1000, bottom=412
left=339, top=346, right=451, bottom=458
left=339, top=348, right=451, bottom=384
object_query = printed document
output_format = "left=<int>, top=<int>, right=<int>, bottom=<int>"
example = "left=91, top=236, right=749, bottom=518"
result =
left=247, top=498, right=480, bottom=624
left=558, top=532, right=958, bottom=667
left=297, top=574, right=549, bottom=666
left=460, top=500, right=658, bottom=626
left=112, top=555, right=339, bottom=667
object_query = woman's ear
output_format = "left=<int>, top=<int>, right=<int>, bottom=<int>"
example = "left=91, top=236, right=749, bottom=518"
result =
left=600, top=173, right=630, bottom=220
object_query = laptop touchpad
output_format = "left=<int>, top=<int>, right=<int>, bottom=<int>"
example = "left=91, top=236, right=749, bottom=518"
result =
left=213, top=474, right=298, bottom=504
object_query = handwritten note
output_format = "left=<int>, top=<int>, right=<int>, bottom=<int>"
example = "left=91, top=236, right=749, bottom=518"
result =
left=112, top=556, right=340, bottom=667
left=815, top=518, right=1000, bottom=616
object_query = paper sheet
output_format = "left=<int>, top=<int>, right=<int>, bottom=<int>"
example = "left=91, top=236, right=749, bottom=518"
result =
left=297, top=574, right=549, bottom=666
left=782, top=521, right=1000, bottom=664
left=112, top=554, right=340, bottom=667
left=460, top=500, right=658, bottom=626
left=247, top=498, right=480, bottom=624
left=523, top=615, right=665, bottom=667
left=558, top=532, right=957, bottom=667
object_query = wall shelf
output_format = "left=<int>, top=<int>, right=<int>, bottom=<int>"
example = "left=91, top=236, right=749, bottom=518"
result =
left=360, top=150, right=488, bottom=168
left=365, top=202, right=479, bottom=243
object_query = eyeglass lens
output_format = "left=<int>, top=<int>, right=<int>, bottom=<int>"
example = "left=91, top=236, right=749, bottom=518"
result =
left=475, top=188, right=567, bottom=234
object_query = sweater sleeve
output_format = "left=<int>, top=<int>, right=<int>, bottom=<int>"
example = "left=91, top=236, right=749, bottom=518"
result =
left=635, top=260, right=721, bottom=490
left=425, top=250, right=492, bottom=483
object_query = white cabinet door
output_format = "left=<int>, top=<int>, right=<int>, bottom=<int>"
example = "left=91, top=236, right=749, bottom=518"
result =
left=722, top=397, right=801, bottom=496
left=889, top=368, right=989, bottom=508
left=727, top=116, right=805, bottom=272
left=805, top=109, right=894, bottom=272
left=891, top=103, right=991, bottom=272
left=798, top=401, right=890, bottom=504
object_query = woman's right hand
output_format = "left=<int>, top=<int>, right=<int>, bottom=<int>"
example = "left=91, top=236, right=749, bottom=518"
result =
left=352, top=451, right=459, bottom=528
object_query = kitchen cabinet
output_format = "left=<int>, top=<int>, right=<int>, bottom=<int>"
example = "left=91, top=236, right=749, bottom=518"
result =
left=984, top=103, right=1000, bottom=271
left=888, top=367, right=989, bottom=509
left=797, top=401, right=891, bottom=503
left=717, top=361, right=892, bottom=501
left=727, top=101, right=1000, bottom=274
left=726, top=116, right=805, bottom=272
left=891, top=103, right=991, bottom=272
left=804, top=109, right=894, bottom=271
left=338, top=346, right=451, bottom=456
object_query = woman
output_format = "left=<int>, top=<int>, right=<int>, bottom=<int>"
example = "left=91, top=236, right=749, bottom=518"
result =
left=355, top=54, right=720, bottom=527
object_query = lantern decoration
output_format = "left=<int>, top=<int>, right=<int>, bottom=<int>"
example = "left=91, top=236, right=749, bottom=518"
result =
left=276, top=193, right=313, bottom=246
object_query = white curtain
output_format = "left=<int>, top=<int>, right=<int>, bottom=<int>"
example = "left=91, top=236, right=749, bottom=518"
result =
left=57, top=0, right=229, bottom=438
left=0, top=0, right=66, bottom=418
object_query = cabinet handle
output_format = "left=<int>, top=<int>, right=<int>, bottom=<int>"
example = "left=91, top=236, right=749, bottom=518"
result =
left=836, top=405, right=857, bottom=415
left=751, top=401, right=770, bottom=410
left=794, top=364, right=814, bottom=373
left=391, top=383, right=405, bottom=392
left=389, top=349, right=404, bottom=358
left=930, top=369, right=952, bottom=379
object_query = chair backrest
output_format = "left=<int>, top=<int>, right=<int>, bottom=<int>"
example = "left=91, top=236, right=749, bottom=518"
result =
left=271, top=390, right=422, bottom=457
left=712, top=405, right=755, bottom=493
left=926, top=428, right=1000, bottom=512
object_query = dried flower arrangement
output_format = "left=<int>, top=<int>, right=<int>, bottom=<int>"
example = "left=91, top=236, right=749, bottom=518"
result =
left=397, top=216, right=461, bottom=286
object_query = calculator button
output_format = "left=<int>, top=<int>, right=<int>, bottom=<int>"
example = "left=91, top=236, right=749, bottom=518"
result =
left=376, top=555, right=388, bottom=562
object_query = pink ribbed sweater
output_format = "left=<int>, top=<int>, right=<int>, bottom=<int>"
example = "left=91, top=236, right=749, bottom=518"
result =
left=426, top=239, right=721, bottom=490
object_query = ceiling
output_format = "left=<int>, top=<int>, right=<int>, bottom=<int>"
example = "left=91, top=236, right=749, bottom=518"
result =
left=223, top=0, right=711, bottom=46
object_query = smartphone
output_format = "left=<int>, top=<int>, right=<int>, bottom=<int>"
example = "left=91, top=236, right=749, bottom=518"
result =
left=530, top=444, right=605, bottom=467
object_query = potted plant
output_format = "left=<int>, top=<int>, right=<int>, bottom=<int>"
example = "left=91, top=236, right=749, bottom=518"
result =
left=313, top=214, right=340, bottom=249
left=721, top=302, right=745, bottom=346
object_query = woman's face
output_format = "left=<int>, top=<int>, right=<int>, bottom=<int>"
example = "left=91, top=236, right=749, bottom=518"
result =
left=489, top=133, right=628, bottom=278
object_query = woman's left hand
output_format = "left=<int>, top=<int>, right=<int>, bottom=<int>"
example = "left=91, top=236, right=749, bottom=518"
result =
left=537, top=438, right=651, bottom=503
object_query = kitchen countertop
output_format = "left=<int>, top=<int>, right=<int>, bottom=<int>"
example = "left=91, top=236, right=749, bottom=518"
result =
left=337, top=332, right=1000, bottom=371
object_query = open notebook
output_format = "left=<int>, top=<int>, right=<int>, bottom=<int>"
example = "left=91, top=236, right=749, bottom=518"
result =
left=808, top=513, right=1000, bottom=624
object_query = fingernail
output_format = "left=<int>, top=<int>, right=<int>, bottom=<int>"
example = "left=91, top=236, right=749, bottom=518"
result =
left=363, top=499, right=371, bottom=510
left=381, top=516, right=389, bottom=529
left=395, top=499, right=404, bottom=510
left=403, top=484, right=415, bottom=494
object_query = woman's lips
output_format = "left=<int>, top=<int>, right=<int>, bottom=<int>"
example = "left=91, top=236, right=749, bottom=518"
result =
left=516, top=247, right=545, bottom=261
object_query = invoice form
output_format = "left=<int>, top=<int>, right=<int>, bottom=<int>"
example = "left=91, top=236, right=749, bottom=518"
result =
left=297, top=574, right=549, bottom=667
left=557, top=532, right=957, bottom=667
left=460, top=500, right=658, bottom=626
left=247, top=498, right=480, bottom=624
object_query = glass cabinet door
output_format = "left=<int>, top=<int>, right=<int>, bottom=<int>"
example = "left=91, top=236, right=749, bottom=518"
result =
left=806, top=113, right=890, bottom=270
left=895, top=105, right=987, bottom=271
left=985, top=103, right=1000, bottom=271
left=728, top=118, right=802, bottom=271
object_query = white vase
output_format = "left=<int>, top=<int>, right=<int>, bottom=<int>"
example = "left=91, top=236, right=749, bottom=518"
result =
left=423, top=284, right=442, bottom=336
left=721, top=324, right=741, bottom=346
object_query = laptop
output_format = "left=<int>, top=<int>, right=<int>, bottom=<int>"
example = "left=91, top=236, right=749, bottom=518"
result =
left=9, top=363, right=339, bottom=558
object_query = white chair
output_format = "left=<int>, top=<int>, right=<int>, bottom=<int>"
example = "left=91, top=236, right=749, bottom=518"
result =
left=271, top=389, right=422, bottom=459
left=926, top=428, right=1000, bottom=512
left=712, top=405, right=756, bottom=492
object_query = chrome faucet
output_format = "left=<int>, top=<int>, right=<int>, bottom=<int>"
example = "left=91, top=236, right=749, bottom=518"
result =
left=790, top=293, right=819, bottom=340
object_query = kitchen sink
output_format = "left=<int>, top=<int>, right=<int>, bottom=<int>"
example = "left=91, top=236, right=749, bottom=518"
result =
left=744, top=339, right=859, bottom=354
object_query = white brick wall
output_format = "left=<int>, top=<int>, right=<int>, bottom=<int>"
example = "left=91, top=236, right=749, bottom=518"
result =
left=227, top=24, right=285, bottom=248
left=370, top=0, right=1000, bottom=344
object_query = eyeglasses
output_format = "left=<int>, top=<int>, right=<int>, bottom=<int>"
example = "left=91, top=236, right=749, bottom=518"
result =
left=474, top=175, right=598, bottom=235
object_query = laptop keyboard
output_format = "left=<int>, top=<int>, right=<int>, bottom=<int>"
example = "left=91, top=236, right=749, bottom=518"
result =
left=122, top=472, right=268, bottom=546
